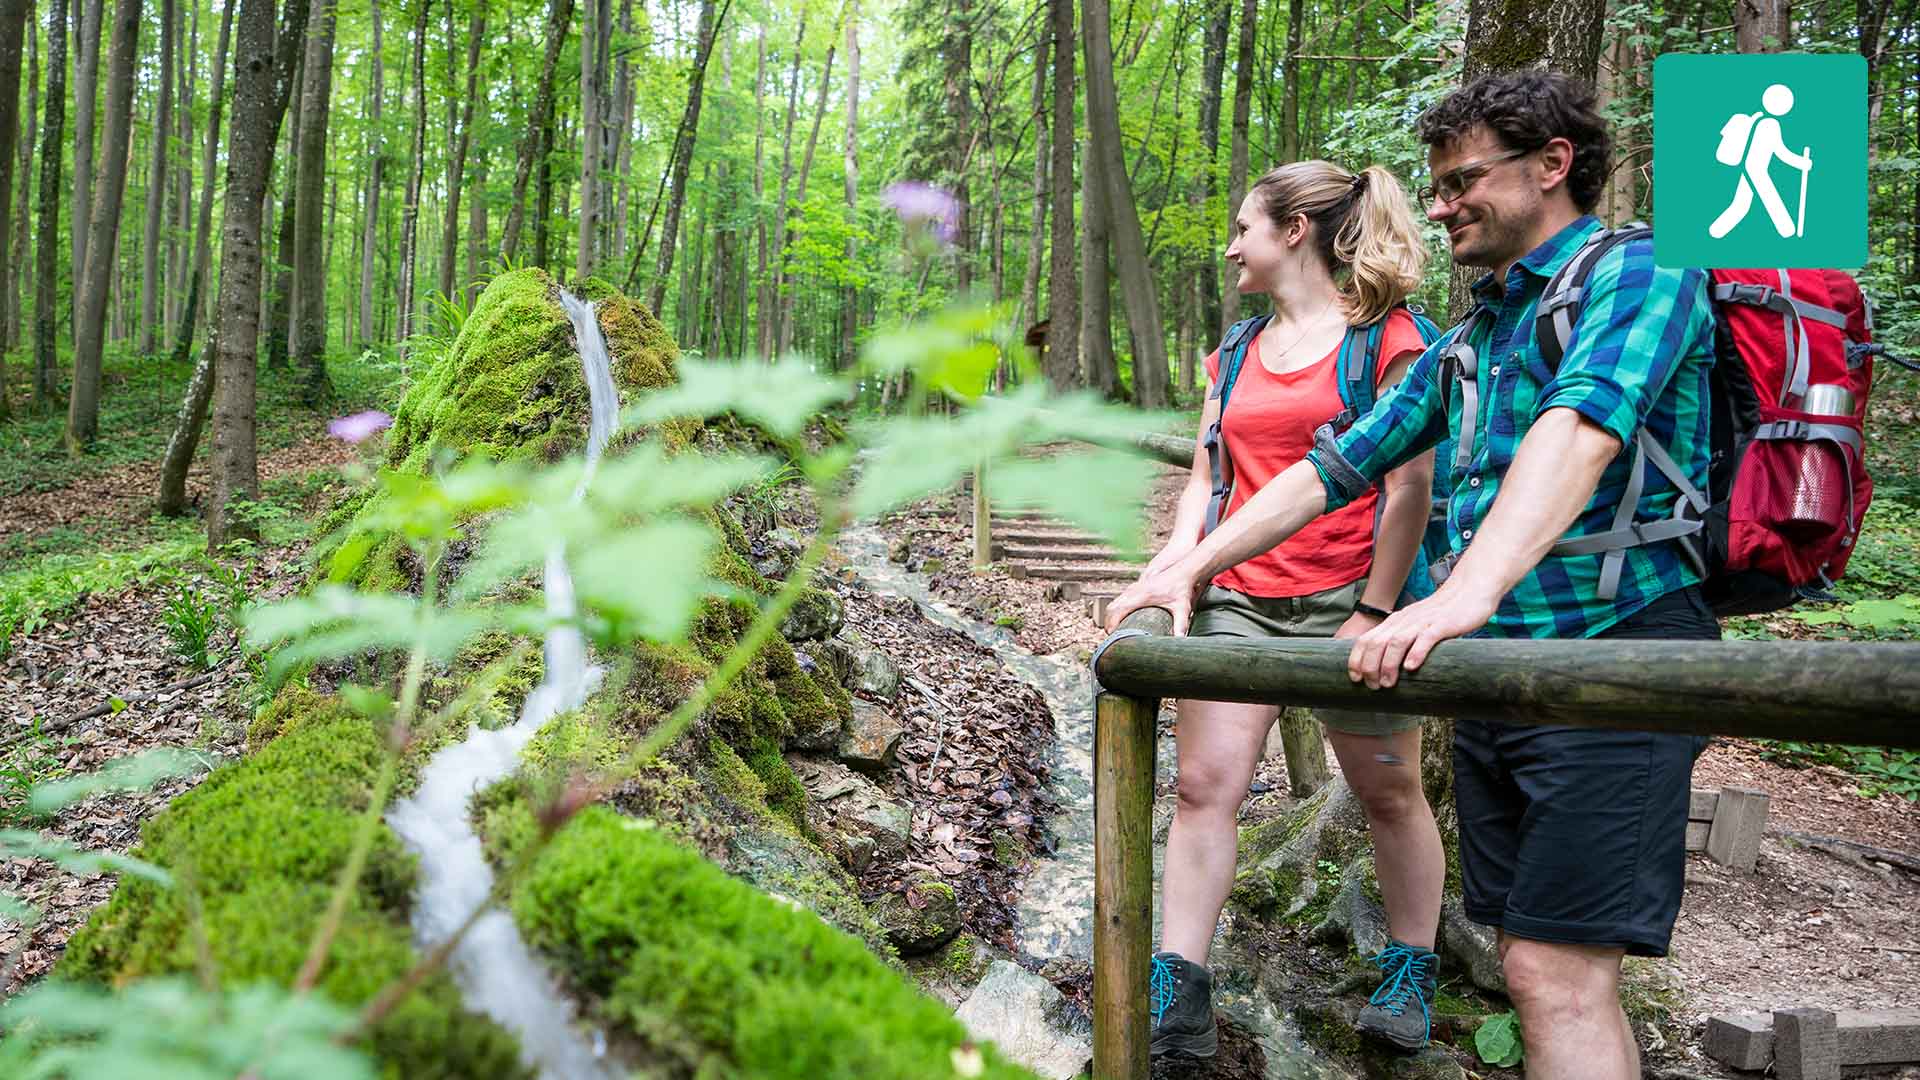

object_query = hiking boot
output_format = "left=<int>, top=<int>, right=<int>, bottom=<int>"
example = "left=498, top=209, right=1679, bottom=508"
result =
left=1148, top=951, right=1218, bottom=1059
left=1354, top=940, right=1438, bottom=1052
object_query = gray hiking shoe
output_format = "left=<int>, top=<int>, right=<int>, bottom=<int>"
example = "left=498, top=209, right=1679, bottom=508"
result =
left=1354, top=941, right=1438, bottom=1051
left=1148, top=951, right=1218, bottom=1059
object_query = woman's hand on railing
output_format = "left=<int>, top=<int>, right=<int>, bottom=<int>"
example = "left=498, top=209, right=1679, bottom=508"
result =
left=1345, top=588, right=1498, bottom=689
left=1105, top=564, right=1201, bottom=637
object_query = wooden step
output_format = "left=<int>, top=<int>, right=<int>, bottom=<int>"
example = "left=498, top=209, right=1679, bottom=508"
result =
left=1002, top=545, right=1118, bottom=562
left=1006, top=562, right=1138, bottom=582
left=993, top=528, right=1105, bottom=546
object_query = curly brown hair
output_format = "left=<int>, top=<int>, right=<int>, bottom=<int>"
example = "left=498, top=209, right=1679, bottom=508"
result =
left=1415, top=70, right=1612, bottom=213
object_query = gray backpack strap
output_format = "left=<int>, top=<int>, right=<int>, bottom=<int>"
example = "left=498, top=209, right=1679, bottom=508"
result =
left=1548, top=431, right=1710, bottom=598
left=1437, top=307, right=1492, bottom=475
left=1712, top=276, right=1849, bottom=406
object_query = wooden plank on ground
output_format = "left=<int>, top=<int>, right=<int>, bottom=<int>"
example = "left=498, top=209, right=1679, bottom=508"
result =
left=1704, top=1012, right=1773, bottom=1071
left=1003, top=545, right=1118, bottom=562
left=1012, top=563, right=1138, bottom=582
left=1837, top=1008, right=1920, bottom=1065
left=1090, top=596, right=1112, bottom=626
left=1689, top=788, right=1719, bottom=821
left=1706, top=786, right=1770, bottom=872
left=1775, top=1008, right=1840, bottom=1080
left=1685, top=820, right=1710, bottom=851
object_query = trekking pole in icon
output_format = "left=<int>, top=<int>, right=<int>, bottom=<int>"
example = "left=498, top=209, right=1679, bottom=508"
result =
left=1795, top=147, right=1811, bottom=238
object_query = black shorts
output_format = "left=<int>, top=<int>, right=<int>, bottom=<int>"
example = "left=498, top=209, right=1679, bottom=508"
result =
left=1453, top=586, right=1717, bottom=957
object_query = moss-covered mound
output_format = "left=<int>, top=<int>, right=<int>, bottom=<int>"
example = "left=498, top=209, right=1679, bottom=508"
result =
left=516, top=807, right=1033, bottom=1079
left=58, top=697, right=527, bottom=1080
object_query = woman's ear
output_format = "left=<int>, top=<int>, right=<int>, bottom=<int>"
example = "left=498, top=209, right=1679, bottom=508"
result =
left=1285, top=213, right=1310, bottom=250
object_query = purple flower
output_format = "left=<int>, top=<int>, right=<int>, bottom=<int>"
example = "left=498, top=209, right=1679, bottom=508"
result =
left=881, top=181, right=960, bottom=245
left=328, top=410, right=393, bottom=444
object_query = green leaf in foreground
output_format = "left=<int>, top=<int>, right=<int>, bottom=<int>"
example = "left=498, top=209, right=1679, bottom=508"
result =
left=0, top=831, right=173, bottom=886
left=1474, top=1008, right=1524, bottom=1068
left=624, top=355, right=850, bottom=438
left=990, top=447, right=1161, bottom=558
left=26, top=749, right=209, bottom=815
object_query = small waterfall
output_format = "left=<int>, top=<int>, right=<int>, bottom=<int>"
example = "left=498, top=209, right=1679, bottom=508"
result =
left=386, top=289, right=624, bottom=1080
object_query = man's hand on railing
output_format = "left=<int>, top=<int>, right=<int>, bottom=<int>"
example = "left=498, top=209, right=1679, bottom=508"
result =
left=1105, top=564, right=1201, bottom=637
left=1345, top=587, right=1498, bottom=689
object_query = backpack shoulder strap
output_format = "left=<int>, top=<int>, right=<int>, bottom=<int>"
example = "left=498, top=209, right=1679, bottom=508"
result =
left=1211, top=315, right=1272, bottom=414
left=1535, top=224, right=1653, bottom=372
left=1330, top=321, right=1379, bottom=430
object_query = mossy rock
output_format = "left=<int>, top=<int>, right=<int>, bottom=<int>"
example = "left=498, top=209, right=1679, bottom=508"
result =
left=58, top=709, right=527, bottom=1079
left=514, top=807, right=1037, bottom=1078
left=873, top=877, right=963, bottom=956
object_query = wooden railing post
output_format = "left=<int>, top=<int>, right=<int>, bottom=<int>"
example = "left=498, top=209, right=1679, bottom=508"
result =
left=972, top=456, right=992, bottom=568
left=1092, top=608, right=1173, bottom=1080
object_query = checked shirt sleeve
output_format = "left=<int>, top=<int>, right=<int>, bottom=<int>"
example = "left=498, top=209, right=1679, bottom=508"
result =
left=1306, top=340, right=1450, bottom=512
left=1531, top=241, right=1712, bottom=445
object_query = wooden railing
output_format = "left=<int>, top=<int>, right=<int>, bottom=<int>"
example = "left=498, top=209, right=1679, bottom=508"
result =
left=1087, top=609, right=1920, bottom=1079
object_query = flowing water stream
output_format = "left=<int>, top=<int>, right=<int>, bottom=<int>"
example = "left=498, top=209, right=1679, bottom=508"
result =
left=386, top=290, right=622, bottom=1080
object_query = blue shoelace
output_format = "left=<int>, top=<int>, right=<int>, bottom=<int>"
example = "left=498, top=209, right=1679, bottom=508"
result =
left=1149, top=954, right=1176, bottom=1027
left=1367, top=942, right=1436, bottom=1033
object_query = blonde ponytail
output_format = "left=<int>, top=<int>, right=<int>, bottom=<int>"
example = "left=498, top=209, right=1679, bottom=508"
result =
left=1247, top=161, right=1429, bottom=326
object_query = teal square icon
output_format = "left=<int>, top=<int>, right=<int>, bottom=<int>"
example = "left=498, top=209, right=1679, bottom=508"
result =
left=1653, top=53, right=1866, bottom=269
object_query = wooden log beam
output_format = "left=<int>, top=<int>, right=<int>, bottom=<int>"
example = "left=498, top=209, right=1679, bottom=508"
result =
left=1092, top=606, right=1172, bottom=1080
left=1093, top=636, right=1920, bottom=748
left=972, top=458, right=991, bottom=569
left=1707, top=1008, right=1920, bottom=1071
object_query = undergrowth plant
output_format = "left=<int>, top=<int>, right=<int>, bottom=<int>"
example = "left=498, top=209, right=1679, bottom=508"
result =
left=0, top=294, right=1166, bottom=1076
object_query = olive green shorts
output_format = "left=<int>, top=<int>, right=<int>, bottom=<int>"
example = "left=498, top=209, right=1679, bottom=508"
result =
left=1187, top=579, right=1421, bottom=736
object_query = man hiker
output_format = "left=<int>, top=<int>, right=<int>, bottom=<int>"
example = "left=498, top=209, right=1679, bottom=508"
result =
left=1709, top=82, right=1812, bottom=239
left=1106, top=70, right=1718, bottom=1080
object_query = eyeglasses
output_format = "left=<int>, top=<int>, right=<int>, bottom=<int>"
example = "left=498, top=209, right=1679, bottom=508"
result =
left=1419, top=148, right=1532, bottom=205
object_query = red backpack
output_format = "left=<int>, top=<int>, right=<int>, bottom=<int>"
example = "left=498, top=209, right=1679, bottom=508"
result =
left=1532, top=225, right=1898, bottom=615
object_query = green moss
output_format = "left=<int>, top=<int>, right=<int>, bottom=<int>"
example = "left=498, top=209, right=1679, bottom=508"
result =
left=706, top=740, right=770, bottom=807
left=59, top=714, right=526, bottom=1080
left=743, top=736, right=810, bottom=834
left=246, top=683, right=352, bottom=751
left=514, top=807, right=1035, bottom=1079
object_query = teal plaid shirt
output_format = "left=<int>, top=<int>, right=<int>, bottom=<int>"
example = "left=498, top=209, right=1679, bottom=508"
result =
left=1305, top=215, right=1716, bottom=638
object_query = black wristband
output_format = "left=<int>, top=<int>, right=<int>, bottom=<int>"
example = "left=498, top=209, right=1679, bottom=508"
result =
left=1353, top=602, right=1393, bottom=621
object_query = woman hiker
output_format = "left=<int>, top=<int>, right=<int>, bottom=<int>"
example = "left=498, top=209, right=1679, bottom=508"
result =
left=1137, top=160, right=1447, bottom=1059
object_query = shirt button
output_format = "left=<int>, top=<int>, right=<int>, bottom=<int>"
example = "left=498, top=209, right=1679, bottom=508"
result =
left=1462, top=529, right=1475, bottom=540
left=1469, top=477, right=1482, bottom=488
left=1489, top=366, right=1500, bottom=376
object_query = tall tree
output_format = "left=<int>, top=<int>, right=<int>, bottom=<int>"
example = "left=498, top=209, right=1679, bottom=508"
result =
left=1279, top=0, right=1302, bottom=160
left=441, top=0, right=482, bottom=295
left=263, top=71, right=299, bottom=368
left=138, top=0, right=171, bottom=354
left=1194, top=0, right=1228, bottom=342
left=1219, top=0, right=1254, bottom=332
left=165, top=0, right=188, bottom=334
left=0, top=0, right=26, bottom=417
left=1040, top=0, right=1077, bottom=390
left=1080, top=133, right=1117, bottom=399
left=1080, top=0, right=1169, bottom=406
left=31, top=0, right=62, bottom=412
left=647, top=0, right=728, bottom=313
left=609, top=0, right=632, bottom=259
left=70, top=0, right=101, bottom=325
left=1732, top=0, right=1790, bottom=53
left=760, top=14, right=802, bottom=358
left=166, top=0, right=230, bottom=368
left=357, top=0, right=383, bottom=342
left=944, top=0, right=972, bottom=291
left=64, top=0, right=140, bottom=451
left=748, top=25, right=766, bottom=352
left=839, top=2, right=858, bottom=369
left=395, top=0, right=429, bottom=346
left=500, top=0, right=568, bottom=265
left=291, top=0, right=337, bottom=403
left=208, top=0, right=307, bottom=546
left=6, top=0, right=32, bottom=353
left=1016, top=10, right=1047, bottom=338
left=575, top=0, right=603, bottom=279
left=777, top=31, right=835, bottom=355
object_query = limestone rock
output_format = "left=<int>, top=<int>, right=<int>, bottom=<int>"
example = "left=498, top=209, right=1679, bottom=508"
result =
left=954, top=961, right=1092, bottom=1080
left=1439, top=897, right=1505, bottom=995
left=798, top=638, right=857, bottom=694
left=1312, top=855, right=1391, bottom=960
left=907, top=932, right=1003, bottom=1009
left=780, top=585, right=845, bottom=642
left=751, top=526, right=805, bottom=581
left=847, top=639, right=902, bottom=701
left=888, top=536, right=912, bottom=563
left=873, top=876, right=962, bottom=956
left=788, top=755, right=910, bottom=873
left=838, top=700, right=903, bottom=774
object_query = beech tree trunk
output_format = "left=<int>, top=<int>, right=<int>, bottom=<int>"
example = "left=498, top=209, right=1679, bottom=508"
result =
left=1080, top=135, right=1118, bottom=400
left=357, top=0, right=382, bottom=342
left=839, top=4, right=858, bottom=368
left=945, top=0, right=972, bottom=292
left=0, top=0, right=25, bottom=416
left=291, top=0, right=337, bottom=403
left=263, top=77, right=298, bottom=369
left=165, top=0, right=188, bottom=334
left=750, top=25, right=766, bottom=354
left=647, top=0, right=728, bottom=314
left=441, top=0, right=481, bottom=295
left=138, top=0, right=170, bottom=354
left=1041, top=0, right=1078, bottom=390
left=1194, top=0, right=1227, bottom=342
left=575, top=0, right=602, bottom=280
left=500, top=0, right=568, bottom=264
left=395, top=0, right=429, bottom=346
left=777, top=34, right=834, bottom=356
left=609, top=0, right=632, bottom=260
left=65, top=0, right=139, bottom=451
left=168, top=0, right=231, bottom=369
left=208, top=0, right=307, bottom=547
left=69, top=0, right=101, bottom=331
left=1220, top=0, right=1254, bottom=332
left=1732, top=0, right=1791, bottom=53
left=6, top=0, right=32, bottom=355
left=1016, top=17, right=1048, bottom=339
left=466, top=156, right=487, bottom=306
left=761, top=14, right=802, bottom=359
left=31, top=0, right=62, bottom=412
left=1080, top=0, right=1168, bottom=406
left=1461, top=0, right=1606, bottom=82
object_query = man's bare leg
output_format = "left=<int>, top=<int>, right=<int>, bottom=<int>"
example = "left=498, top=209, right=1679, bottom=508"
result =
left=1497, top=935, right=1636, bottom=1080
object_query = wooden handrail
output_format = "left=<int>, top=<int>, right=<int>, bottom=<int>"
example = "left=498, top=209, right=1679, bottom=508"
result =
left=1088, top=607, right=1920, bottom=1079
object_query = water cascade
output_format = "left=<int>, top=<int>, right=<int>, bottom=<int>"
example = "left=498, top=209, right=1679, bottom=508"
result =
left=387, top=290, right=624, bottom=1080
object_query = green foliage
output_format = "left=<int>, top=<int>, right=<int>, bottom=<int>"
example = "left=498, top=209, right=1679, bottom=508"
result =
left=1473, top=1008, right=1525, bottom=1069
left=0, top=531, right=205, bottom=659
left=1755, top=741, right=1920, bottom=802
left=515, top=807, right=1036, bottom=1079
left=162, top=586, right=224, bottom=669
left=0, top=720, right=72, bottom=828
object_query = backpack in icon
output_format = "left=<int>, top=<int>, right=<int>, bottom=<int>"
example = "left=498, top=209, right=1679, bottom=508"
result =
left=1716, top=111, right=1763, bottom=166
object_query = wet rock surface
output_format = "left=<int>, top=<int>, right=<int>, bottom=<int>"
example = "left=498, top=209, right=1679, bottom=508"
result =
left=955, top=961, right=1093, bottom=1080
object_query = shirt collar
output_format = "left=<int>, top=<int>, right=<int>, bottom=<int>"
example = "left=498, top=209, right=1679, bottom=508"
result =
left=1469, top=214, right=1604, bottom=305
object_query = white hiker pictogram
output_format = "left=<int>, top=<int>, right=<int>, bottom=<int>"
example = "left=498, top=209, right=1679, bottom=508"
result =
left=1709, top=83, right=1812, bottom=240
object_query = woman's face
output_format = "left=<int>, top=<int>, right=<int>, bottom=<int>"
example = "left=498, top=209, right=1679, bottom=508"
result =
left=1223, top=192, right=1300, bottom=295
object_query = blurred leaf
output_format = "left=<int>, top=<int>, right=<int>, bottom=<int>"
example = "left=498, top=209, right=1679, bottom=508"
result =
left=242, top=587, right=499, bottom=676
left=991, top=447, right=1160, bottom=558
left=339, top=684, right=396, bottom=724
left=27, top=750, right=208, bottom=815
left=592, top=446, right=778, bottom=516
left=570, top=519, right=722, bottom=644
left=0, top=830, right=173, bottom=886
left=1474, top=1009, right=1524, bottom=1068
left=624, top=356, right=851, bottom=438
left=0, top=890, right=39, bottom=926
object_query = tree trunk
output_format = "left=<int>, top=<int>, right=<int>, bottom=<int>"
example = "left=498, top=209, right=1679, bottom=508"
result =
left=441, top=1, right=481, bottom=295
left=0, top=0, right=25, bottom=416
left=70, top=0, right=101, bottom=332
left=138, top=0, right=170, bottom=354
left=575, top=0, right=603, bottom=280
left=396, top=0, right=428, bottom=347
left=6, top=0, right=32, bottom=355
left=1279, top=0, right=1301, bottom=161
left=165, top=0, right=188, bottom=335
left=209, top=0, right=306, bottom=547
left=157, top=333, right=211, bottom=515
left=777, top=34, right=834, bottom=356
left=1041, top=0, right=1078, bottom=390
left=357, top=0, right=383, bottom=343
left=839, top=4, right=857, bottom=369
left=167, top=0, right=229, bottom=368
left=291, top=0, right=337, bottom=404
left=647, top=0, right=728, bottom=314
left=1080, top=135, right=1117, bottom=400
left=262, top=70, right=298, bottom=369
left=1194, top=0, right=1226, bottom=342
left=31, top=0, right=61, bottom=412
left=1220, top=0, right=1254, bottom=332
left=466, top=156, right=487, bottom=305
left=1732, top=0, right=1790, bottom=53
left=1080, top=0, right=1167, bottom=407
left=64, top=0, right=139, bottom=451
left=500, top=0, right=569, bottom=265
left=749, top=25, right=767, bottom=355
left=609, top=0, right=632, bottom=259
left=945, top=0, right=972, bottom=293
left=1461, top=0, right=1605, bottom=83
left=1016, top=16, right=1048, bottom=340
left=762, top=13, right=803, bottom=358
